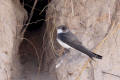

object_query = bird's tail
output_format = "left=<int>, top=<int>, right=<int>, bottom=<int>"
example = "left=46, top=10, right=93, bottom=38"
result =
left=70, top=43, right=102, bottom=59
left=78, top=46, right=102, bottom=59
left=87, top=51, right=102, bottom=59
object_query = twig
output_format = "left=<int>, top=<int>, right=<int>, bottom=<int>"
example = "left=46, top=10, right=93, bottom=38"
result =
left=4, top=68, right=9, bottom=80
left=21, top=0, right=38, bottom=33
left=102, top=71, right=120, bottom=78
left=24, top=3, right=41, bottom=11
left=89, top=61, right=95, bottom=80
left=18, top=16, right=54, bottom=27
left=21, top=38, right=40, bottom=70
left=71, top=0, right=74, bottom=16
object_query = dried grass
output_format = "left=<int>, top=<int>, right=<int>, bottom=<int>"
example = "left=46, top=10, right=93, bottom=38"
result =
left=75, top=21, right=120, bottom=80
left=19, top=0, right=120, bottom=79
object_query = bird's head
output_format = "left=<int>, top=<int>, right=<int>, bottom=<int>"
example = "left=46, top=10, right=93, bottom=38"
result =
left=57, top=25, right=69, bottom=34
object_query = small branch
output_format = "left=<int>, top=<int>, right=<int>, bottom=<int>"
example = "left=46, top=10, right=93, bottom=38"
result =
left=102, top=71, right=120, bottom=78
left=89, top=61, right=95, bottom=80
left=4, top=68, right=8, bottom=80
left=21, top=0, right=38, bottom=33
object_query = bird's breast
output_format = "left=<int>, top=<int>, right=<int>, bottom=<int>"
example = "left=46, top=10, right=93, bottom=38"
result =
left=57, top=39, right=71, bottom=49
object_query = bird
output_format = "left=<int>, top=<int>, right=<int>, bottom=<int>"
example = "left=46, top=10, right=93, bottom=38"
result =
left=56, top=25, right=102, bottom=59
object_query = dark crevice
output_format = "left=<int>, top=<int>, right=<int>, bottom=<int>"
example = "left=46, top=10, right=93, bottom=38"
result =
left=19, top=0, right=51, bottom=71
left=20, top=0, right=50, bottom=32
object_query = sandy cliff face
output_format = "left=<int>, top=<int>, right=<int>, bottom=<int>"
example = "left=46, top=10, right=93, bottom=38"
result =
left=0, top=0, right=27, bottom=80
left=46, top=0, right=120, bottom=80
left=1, top=0, right=119, bottom=80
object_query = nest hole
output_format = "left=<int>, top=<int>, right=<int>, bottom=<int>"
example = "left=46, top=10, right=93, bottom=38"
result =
left=19, top=0, right=56, bottom=80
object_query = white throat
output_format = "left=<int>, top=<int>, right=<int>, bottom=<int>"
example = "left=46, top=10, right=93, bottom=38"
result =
left=57, top=29, right=63, bottom=34
left=57, top=28, right=72, bottom=49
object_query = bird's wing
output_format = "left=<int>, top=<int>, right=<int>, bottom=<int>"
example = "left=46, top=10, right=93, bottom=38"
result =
left=58, top=31, right=102, bottom=59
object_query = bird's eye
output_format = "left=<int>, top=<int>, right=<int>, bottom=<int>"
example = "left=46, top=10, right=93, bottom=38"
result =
left=62, top=26, right=67, bottom=30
